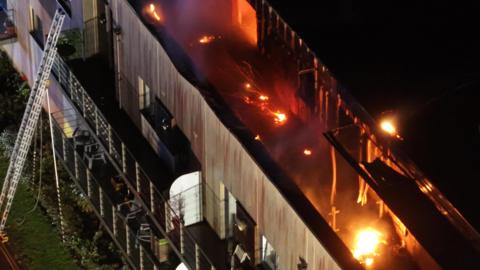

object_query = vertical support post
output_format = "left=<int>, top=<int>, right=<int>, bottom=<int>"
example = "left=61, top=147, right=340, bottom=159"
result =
left=113, top=206, right=118, bottom=236
left=99, top=188, right=104, bottom=217
left=73, top=150, right=79, bottom=179
left=180, top=222, right=184, bottom=255
left=126, top=223, right=131, bottom=256
left=195, top=243, right=200, bottom=270
left=121, top=143, right=126, bottom=174
left=81, top=91, right=86, bottom=117
left=140, top=246, right=144, bottom=270
left=165, top=201, right=170, bottom=232
left=108, top=126, right=113, bottom=155
left=62, top=135, right=67, bottom=162
left=135, top=162, right=140, bottom=191
left=87, top=170, right=92, bottom=197
left=94, top=108, right=99, bottom=135
left=150, top=181, right=155, bottom=213
left=329, top=206, right=340, bottom=232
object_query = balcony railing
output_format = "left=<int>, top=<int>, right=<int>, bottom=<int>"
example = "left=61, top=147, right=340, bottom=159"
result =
left=50, top=110, right=142, bottom=269
left=51, top=54, right=217, bottom=269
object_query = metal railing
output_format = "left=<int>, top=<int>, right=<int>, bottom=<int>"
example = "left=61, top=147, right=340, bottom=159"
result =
left=51, top=54, right=217, bottom=269
left=50, top=110, right=140, bottom=268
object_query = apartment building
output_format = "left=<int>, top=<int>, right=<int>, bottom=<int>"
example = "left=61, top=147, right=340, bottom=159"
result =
left=1, top=0, right=478, bottom=269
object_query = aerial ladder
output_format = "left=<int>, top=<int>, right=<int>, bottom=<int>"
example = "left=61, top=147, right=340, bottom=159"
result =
left=0, top=9, right=65, bottom=242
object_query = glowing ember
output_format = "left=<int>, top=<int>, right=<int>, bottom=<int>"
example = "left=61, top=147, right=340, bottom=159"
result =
left=148, top=3, right=161, bottom=21
left=199, top=35, right=216, bottom=44
left=245, top=83, right=252, bottom=89
left=243, top=96, right=253, bottom=104
left=352, top=228, right=384, bottom=267
left=254, top=134, right=261, bottom=141
left=380, top=119, right=396, bottom=135
left=258, top=95, right=269, bottom=101
left=303, top=149, right=312, bottom=156
left=273, top=111, right=287, bottom=125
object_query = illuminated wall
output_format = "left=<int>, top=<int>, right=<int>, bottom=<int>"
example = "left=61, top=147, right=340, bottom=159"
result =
left=232, top=0, right=257, bottom=45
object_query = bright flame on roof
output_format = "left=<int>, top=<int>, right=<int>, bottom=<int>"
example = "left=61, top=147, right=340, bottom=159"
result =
left=258, top=95, right=269, bottom=101
left=352, top=228, right=384, bottom=267
left=273, top=111, right=287, bottom=125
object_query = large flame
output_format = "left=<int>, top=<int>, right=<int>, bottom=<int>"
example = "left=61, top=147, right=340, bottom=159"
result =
left=352, top=228, right=384, bottom=267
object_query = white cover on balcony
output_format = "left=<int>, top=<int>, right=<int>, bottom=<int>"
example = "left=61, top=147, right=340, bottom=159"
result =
left=169, top=171, right=202, bottom=226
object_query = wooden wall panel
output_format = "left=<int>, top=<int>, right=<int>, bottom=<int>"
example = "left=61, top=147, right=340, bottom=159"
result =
left=112, top=0, right=342, bottom=269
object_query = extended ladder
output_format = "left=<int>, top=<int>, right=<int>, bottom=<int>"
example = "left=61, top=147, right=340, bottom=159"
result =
left=0, top=9, right=65, bottom=233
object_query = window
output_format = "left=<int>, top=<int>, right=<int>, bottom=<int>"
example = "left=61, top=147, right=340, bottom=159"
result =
left=29, top=7, right=44, bottom=45
left=261, top=235, right=279, bottom=270
left=138, top=76, right=151, bottom=110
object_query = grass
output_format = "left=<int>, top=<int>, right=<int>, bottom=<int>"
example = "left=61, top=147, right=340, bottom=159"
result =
left=0, top=156, right=80, bottom=270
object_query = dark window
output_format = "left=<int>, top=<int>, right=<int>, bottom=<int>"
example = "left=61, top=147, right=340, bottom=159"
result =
left=30, top=8, right=44, bottom=46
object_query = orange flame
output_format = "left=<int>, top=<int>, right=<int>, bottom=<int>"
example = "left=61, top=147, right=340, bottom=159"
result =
left=148, top=3, right=161, bottom=22
left=303, top=149, right=312, bottom=156
left=352, top=228, right=385, bottom=267
left=273, top=111, right=287, bottom=125
left=254, top=134, right=261, bottom=141
left=243, top=96, right=253, bottom=104
left=244, top=83, right=252, bottom=89
left=258, top=95, right=269, bottom=101
left=199, top=35, right=216, bottom=44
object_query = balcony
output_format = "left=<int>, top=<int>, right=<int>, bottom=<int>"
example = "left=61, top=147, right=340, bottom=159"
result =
left=140, top=98, right=192, bottom=174
left=49, top=54, right=220, bottom=269
left=0, top=8, right=16, bottom=44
